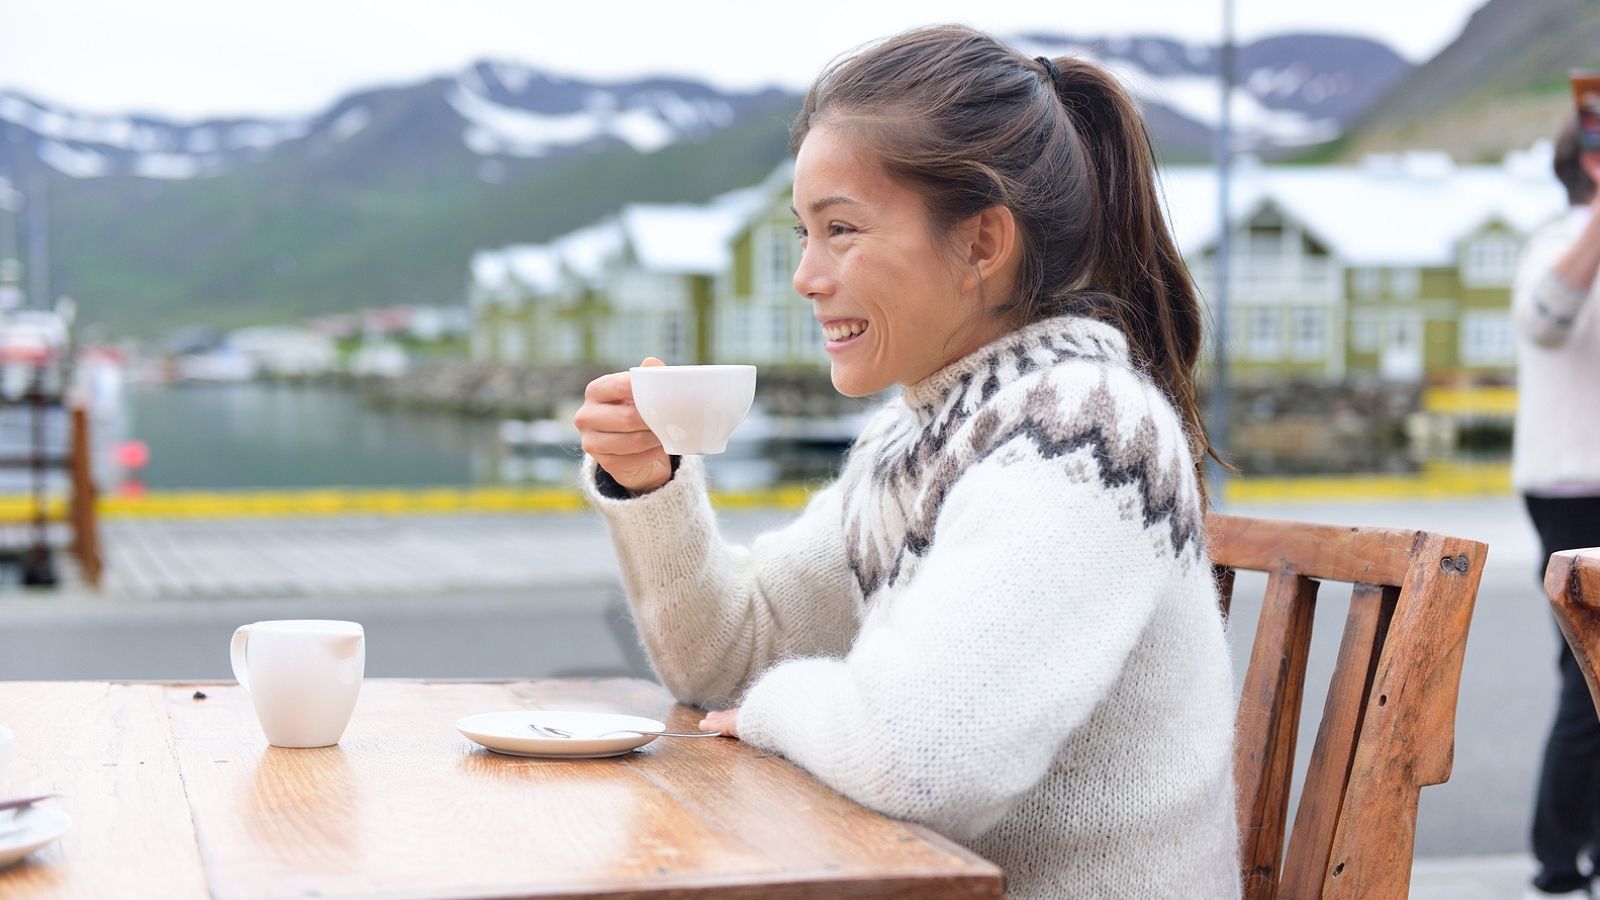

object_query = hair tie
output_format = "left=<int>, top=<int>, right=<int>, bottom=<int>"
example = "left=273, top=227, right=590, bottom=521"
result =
left=1035, top=56, right=1063, bottom=90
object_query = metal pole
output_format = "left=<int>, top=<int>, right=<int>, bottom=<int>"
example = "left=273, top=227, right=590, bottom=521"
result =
left=25, top=159, right=49, bottom=309
left=1207, top=0, right=1235, bottom=499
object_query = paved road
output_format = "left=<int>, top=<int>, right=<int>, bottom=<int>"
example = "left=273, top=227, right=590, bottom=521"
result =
left=0, top=496, right=1566, bottom=864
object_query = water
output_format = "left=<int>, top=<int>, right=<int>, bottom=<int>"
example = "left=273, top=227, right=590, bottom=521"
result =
left=126, top=383, right=501, bottom=489
left=122, top=382, right=847, bottom=491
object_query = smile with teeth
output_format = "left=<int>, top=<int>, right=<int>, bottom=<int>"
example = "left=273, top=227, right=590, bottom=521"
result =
left=823, top=320, right=869, bottom=342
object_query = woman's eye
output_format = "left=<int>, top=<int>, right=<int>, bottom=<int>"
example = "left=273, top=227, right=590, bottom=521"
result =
left=828, top=223, right=853, bottom=237
left=792, top=223, right=807, bottom=240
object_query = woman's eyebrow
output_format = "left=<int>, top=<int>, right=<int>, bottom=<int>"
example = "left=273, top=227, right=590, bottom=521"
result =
left=790, top=195, right=863, bottom=217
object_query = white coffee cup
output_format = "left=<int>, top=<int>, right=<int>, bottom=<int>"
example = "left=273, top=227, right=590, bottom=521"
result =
left=629, top=364, right=757, bottom=455
left=230, top=620, right=365, bottom=748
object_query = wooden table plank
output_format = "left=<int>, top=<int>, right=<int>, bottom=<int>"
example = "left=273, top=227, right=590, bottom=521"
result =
left=0, top=680, right=1001, bottom=899
left=176, top=679, right=1001, bottom=899
left=0, top=682, right=209, bottom=898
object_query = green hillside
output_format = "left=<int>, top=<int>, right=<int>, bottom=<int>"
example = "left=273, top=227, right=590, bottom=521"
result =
left=40, top=92, right=797, bottom=335
left=1329, top=0, right=1600, bottom=162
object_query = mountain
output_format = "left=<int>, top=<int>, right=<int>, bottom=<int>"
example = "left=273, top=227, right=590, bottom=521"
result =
left=1018, top=32, right=1412, bottom=159
left=1335, top=0, right=1600, bottom=162
left=0, top=40, right=1410, bottom=335
left=0, top=63, right=799, bottom=333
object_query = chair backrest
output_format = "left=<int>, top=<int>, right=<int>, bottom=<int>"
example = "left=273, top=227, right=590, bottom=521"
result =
left=1546, top=547, right=1600, bottom=714
left=1208, top=514, right=1485, bottom=900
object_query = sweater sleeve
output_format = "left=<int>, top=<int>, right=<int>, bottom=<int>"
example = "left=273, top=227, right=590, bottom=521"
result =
left=1514, top=221, right=1597, bottom=349
left=736, top=370, right=1198, bottom=841
left=581, top=453, right=862, bottom=709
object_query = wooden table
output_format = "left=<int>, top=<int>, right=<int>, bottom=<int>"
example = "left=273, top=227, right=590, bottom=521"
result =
left=0, top=679, right=1002, bottom=899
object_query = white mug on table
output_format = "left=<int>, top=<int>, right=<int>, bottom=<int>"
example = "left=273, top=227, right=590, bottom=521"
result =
left=230, top=620, right=365, bottom=748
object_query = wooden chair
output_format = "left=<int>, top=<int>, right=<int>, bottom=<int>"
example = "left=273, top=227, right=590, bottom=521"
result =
left=1209, top=514, right=1486, bottom=900
left=1546, top=547, right=1600, bottom=716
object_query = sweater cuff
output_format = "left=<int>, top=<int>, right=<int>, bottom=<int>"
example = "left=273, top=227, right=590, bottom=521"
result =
left=591, top=455, right=682, bottom=500
left=1534, top=271, right=1590, bottom=326
left=737, top=657, right=849, bottom=756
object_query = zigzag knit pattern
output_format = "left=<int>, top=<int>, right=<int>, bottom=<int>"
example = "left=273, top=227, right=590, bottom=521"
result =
left=841, top=318, right=1205, bottom=600
left=582, top=314, right=1241, bottom=899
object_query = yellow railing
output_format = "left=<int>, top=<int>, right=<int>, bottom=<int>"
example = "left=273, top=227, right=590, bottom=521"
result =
left=1221, top=461, right=1511, bottom=503
left=0, top=462, right=1513, bottom=520
left=1421, top=386, right=1517, bottom=416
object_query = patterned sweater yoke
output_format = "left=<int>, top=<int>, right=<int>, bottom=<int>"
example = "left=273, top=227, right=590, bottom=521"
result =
left=583, top=314, right=1241, bottom=899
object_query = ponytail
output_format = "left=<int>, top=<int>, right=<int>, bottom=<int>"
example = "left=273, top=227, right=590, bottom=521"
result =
left=1045, top=57, right=1220, bottom=477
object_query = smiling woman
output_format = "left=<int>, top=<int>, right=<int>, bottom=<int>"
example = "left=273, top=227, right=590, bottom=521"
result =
left=572, top=24, right=1238, bottom=899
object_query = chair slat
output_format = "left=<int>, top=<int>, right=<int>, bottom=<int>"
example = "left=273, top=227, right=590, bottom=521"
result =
left=1321, top=533, right=1482, bottom=899
left=1236, top=568, right=1320, bottom=900
left=1547, top=548, right=1600, bottom=717
left=1278, top=582, right=1398, bottom=899
left=1209, top=514, right=1418, bottom=586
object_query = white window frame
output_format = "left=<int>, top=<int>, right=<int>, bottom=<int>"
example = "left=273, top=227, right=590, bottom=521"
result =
left=1387, top=267, right=1420, bottom=299
left=1461, top=235, right=1520, bottom=288
left=1459, top=310, right=1515, bottom=366
left=1291, top=308, right=1325, bottom=361
left=1247, top=308, right=1283, bottom=360
left=1350, top=310, right=1379, bottom=353
left=758, top=225, right=795, bottom=295
left=1353, top=268, right=1382, bottom=298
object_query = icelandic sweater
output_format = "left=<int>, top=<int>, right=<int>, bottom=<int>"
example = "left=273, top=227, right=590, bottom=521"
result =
left=1512, top=207, right=1600, bottom=495
left=582, top=315, right=1242, bottom=899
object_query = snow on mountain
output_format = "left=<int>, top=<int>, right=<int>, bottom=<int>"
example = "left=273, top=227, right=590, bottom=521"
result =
left=446, top=61, right=736, bottom=158
left=1015, top=32, right=1408, bottom=152
left=0, top=34, right=1409, bottom=182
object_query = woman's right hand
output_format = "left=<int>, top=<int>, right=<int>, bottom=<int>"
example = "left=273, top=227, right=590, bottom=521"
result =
left=573, top=357, right=673, bottom=494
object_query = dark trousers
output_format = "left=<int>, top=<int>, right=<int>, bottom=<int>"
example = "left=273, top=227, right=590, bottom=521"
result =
left=1530, top=494, right=1600, bottom=893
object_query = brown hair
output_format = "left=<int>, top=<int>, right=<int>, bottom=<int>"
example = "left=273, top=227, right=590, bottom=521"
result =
left=1555, top=118, right=1596, bottom=206
left=791, top=25, right=1221, bottom=481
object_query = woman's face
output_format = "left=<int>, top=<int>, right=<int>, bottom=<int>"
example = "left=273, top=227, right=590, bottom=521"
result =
left=791, top=124, right=1011, bottom=397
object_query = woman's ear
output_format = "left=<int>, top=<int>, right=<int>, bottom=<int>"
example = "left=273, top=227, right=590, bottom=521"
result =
left=955, top=205, right=1021, bottom=294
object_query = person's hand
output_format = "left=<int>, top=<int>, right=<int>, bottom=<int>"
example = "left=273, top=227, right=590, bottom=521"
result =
left=698, top=707, right=739, bottom=738
left=573, top=357, right=672, bottom=494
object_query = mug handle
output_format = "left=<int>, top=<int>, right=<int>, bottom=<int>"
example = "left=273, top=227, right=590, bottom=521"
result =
left=229, top=625, right=252, bottom=694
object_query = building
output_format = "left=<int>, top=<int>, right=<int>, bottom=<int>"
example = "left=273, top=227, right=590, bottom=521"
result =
left=716, top=161, right=828, bottom=368
left=1165, top=145, right=1563, bottom=385
left=470, top=145, right=1565, bottom=383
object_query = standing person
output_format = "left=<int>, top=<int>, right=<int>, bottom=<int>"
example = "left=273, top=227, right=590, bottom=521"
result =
left=573, top=26, right=1240, bottom=898
left=1518, top=118, right=1600, bottom=900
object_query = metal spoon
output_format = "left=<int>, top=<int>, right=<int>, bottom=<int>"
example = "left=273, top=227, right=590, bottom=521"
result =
left=528, top=724, right=720, bottom=739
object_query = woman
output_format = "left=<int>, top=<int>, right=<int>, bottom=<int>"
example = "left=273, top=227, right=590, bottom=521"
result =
left=573, top=25, right=1240, bottom=899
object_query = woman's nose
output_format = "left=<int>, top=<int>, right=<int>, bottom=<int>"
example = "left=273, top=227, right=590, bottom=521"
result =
left=792, top=247, right=834, bottom=299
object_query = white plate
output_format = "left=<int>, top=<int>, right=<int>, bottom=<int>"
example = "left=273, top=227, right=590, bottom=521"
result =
left=456, top=710, right=666, bottom=759
left=0, top=806, right=70, bottom=869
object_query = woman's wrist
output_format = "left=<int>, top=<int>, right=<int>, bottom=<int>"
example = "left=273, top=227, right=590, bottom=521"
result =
left=593, top=455, right=682, bottom=499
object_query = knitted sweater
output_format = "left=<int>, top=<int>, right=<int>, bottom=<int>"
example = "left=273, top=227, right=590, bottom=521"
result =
left=583, top=315, right=1241, bottom=899
left=1511, top=207, right=1600, bottom=494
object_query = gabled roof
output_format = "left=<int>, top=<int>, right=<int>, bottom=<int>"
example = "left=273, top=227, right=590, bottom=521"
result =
left=1159, top=148, right=1567, bottom=267
left=618, top=187, right=766, bottom=276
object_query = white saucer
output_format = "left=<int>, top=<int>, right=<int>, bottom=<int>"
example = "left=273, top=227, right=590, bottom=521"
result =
left=0, top=806, right=71, bottom=869
left=456, top=710, right=667, bottom=759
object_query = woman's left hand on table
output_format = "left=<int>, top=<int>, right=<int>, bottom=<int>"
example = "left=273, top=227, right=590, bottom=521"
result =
left=699, top=707, right=740, bottom=738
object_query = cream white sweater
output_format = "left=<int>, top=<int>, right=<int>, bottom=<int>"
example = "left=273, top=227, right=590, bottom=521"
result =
left=583, top=315, right=1241, bottom=899
left=1512, top=207, right=1600, bottom=494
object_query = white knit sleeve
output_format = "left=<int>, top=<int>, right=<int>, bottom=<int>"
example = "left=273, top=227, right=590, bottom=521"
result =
left=736, top=374, right=1200, bottom=841
left=1514, top=223, right=1597, bottom=349
left=581, top=453, right=861, bottom=709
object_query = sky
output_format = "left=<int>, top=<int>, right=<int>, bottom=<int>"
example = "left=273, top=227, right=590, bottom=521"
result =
left=0, top=0, right=1487, bottom=121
